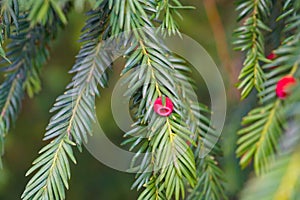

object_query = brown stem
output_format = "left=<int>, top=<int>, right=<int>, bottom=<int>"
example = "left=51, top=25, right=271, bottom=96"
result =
left=203, top=0, right=239, bottom=99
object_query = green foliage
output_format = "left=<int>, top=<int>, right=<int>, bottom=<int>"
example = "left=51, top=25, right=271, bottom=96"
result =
left=122, top=33, right=197, bottom=200
left=236, top=101, right=284, bottom=174
left=234, top=0, right=273, bottom=99
left=0, top=2, right=65, bottom=166
left=188, top=155, right=227, bottom=200
left=22, top=2, right=111, bottom=199
left=108, top=0, right=227, bottom=199
left=0, top=0, right=228, bottom=199
left=155, top=0, right=194, bottom=36
left=172, top=59, right=227, bottom=199
left=108, top=0, right=224, bottom=199
left=0, top=0, right=298, bottom=199
left=186, top=103, right=227, bottom=200
left=109, top=1, right=198, bottom=199
left=22, top=136, right=77, bottom=200
left=73, top=0, right=105, bottom=11
left=0, top=0, right=19, bottom=61
left=27, top=0, right=68, bottom=25
left=240, top=84, right=300, bottom=200
left=20, top=0, right=229, bottom=198
left=236, top=0, right=300, bottom=198
left=237, top=0, right=300, bottom=188
left=240, top=148, right=300, bottom=200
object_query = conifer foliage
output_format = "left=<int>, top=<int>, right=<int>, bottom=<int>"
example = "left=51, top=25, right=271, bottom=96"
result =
left=0, top=0, right=227, bottom=200
left=236, top=0, right=300, bottom=199
left=2, top=0, right=300, bottom=199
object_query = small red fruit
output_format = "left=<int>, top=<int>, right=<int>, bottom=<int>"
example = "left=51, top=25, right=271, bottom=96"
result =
left=267, top=52, right=277, bottom=69
left=153, top=97, right=173, bottom=117
left=186, top=140, right=191, bottom=146
left=276, top=76, right=297, bottom=99
left=267, top=52, right=276, bottom=60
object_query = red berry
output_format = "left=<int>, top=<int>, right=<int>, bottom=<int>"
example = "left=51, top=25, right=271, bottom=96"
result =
left=276, top=76, right=297, bottom=99
left=267, top=52, right=276, bottom=60
left=186, top=140, right=191, bottom=146
left=153, top=97, right=173, bottom=117
left=267, top=52, right=277, bottom=69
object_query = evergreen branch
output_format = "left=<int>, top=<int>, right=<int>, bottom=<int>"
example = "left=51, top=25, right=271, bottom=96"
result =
left=234, top=0, right=273, bottom=99
left=155, top=0, right=193, bottom=36
left=27, top=0, right=68, bottom=25
left=240, top=84, right=300, bottom=199
left=110, top=0, right=227, bottom=199
left=0, top=0, right=19, bottom=61
left=259, top=1, right=300, bottom=104
left=236, top=100, right=284, bottom=175
left=170, top=57, right=221, bottom=156
left=186, top=102, right=226, bottom=199
left=187, top=155, right=227, bottom=200
left=125, top=114, right=197, bottom=200
left=0, top=0, right=19, bottom=33
left=237, top=1, right=300, bottom=175
left=0, top=70, right=23, bottom=131
left=0, top=9, right=64, bottom=166
left=123, top=54, right=198, bottom=199
left=137, top=176, right=166, bottom=200
left=22, top=2, right=112, bottom=199
left=156, top=117, right=197, bottom=199
left=22, top=136, right=76, bottom=200
left=122, top=41, right=196, bottom=200
left=188, top=127, right=227, bottom=199
left=0, top=70, right=23, bottom=168
left=109, top=0, right=153, bottom=36
left=22, top=85, right=96, bottom=200
left=240, top=147, right=300, bottom=200
left=123, top=40, right=226, bottom=200
left=279, top=0, right=300, bottom=37
left=129, top=114, right=197, bottom=200
left=169, top=57, right=227, bottom=199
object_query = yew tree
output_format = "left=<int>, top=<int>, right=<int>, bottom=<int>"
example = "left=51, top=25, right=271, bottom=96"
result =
left=0, top=0, right=299, bottom=200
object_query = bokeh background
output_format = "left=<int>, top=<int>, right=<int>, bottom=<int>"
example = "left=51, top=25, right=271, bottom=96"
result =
left=0, top=1, right=254, bottom=199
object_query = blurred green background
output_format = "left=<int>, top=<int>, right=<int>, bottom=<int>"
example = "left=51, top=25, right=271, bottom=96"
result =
left=0, top=1, right=253, bottom=199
